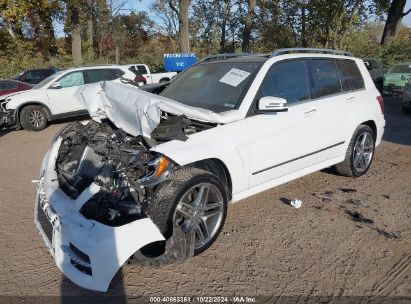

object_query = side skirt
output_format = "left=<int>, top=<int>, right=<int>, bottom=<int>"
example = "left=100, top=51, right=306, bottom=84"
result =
left=231, top=155, right=345, bottom=203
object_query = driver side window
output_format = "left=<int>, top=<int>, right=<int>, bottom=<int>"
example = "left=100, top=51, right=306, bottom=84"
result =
left=59, top=71, right=84, bottom=88
left=260, top=60, right=310, bottom=104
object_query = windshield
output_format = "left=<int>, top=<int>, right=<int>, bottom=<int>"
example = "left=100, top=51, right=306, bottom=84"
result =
left=32, top=72, right=63, bottom=89
left=161, top=61, right=262, bottom=112
left=390, top=65, right=411, bottom=74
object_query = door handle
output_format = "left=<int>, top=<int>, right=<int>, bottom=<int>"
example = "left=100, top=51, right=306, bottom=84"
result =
left=346, top=96, right=355, bottom=102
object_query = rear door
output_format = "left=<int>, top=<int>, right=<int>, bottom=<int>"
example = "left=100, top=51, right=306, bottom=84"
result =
left=305, top=58, right=350, bottom=160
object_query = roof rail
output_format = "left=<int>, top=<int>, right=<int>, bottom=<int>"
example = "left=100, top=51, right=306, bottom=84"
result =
left=271, top=48, right=353, bottom=57
left=199, top=52, right=254, bottom=63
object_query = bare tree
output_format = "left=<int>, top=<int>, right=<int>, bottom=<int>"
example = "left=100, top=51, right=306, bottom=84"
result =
left=241, top=0, right=256, bottom=52
left=169, top=0, right=191, bottom=52
left=381, top=0, right=411, bottom=44
left=67, top=1, right=82, bottom=65
left=339, top=0, right=362, bottom=49
left=86, top=0, right=94, bottom=58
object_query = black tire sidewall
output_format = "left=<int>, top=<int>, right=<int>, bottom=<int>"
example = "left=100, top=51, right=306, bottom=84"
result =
left=20, top=106, right=48, bottom=131
left=349, top=126, right=375, bottom=177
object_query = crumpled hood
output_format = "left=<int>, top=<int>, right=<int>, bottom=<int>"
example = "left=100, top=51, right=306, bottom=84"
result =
left=80, top=81, right=242, bottom=137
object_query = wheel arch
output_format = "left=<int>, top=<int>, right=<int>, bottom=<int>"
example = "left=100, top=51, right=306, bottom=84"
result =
left=361, top=120, right=377, bottom=140
left=184, top=158, right=233, bottom=200
left=159, top=77, right=170, bottom=83
left=16, top=102, right=52, bottom=125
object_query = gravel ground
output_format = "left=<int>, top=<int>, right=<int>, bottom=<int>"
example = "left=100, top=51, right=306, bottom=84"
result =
left=0, top=97, right=410, bottom=303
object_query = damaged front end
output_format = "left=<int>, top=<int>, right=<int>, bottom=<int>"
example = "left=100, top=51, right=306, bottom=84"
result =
left=56, top=120, right=175, bottom=226
left=34, top=119, right=198, bottom=292
left=0, top=101, right=17, bottom=129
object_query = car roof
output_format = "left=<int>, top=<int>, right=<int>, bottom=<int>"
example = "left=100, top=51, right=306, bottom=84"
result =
left=64, top=65, right=127, bottom=73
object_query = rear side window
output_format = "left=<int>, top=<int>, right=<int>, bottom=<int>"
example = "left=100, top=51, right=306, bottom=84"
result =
left=84, top=69, right=123, bottom=84
left=260, top=60, right=310, bottom=104
left=343, top=60, right=364, bottom=90
left=308, top=59, right=341, bottom=98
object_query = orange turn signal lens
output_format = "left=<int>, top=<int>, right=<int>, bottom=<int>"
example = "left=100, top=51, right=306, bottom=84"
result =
left=155, top=157, right=169, bottom=177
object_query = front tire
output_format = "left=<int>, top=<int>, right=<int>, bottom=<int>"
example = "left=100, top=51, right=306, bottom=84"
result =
left=20, top=105, right=48, bottom=131
left=335, top=125, right=375, bottom=177
left=136, top=168, right=228, bottom=264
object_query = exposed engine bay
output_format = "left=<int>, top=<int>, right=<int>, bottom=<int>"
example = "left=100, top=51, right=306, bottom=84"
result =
left=55, top=115, right=213, bottom=227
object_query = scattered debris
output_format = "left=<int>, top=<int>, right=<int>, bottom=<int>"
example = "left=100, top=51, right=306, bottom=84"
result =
left=343, top=197, right=364, bottom=207
left=345, top=210, right=374, bottom=224
left=290, top=199, right=302, bottom=209
left=340, top=188, right=357, bottom=193
left=382, top=194, right=390, bottom=199
left=312, top=191, right=334, bottom=202
left=375, top=228, right=400, bottom=239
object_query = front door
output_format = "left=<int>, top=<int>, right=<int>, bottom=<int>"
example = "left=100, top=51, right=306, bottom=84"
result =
left=47, top=71, right=86, bottom=115
left=247, top=59, right=322, bottom=188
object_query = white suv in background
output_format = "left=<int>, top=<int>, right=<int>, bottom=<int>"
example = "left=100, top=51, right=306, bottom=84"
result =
left=34, top=49, right=385, bottom=291
left=0, top=65, right=136, bottom=131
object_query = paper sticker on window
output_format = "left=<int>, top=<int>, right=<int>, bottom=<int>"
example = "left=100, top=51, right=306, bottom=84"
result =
left=219, top=68, right=251, bottom=87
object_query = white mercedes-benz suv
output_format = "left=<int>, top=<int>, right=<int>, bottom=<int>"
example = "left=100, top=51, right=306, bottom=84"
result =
left=34, top=49, right=385, bottom=291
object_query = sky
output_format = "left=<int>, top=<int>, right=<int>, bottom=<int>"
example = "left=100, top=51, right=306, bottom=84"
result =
left=55, top=0, right=411, bottom=37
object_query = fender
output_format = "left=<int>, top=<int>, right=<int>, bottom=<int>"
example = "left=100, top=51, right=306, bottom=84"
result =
left=153, top=118, right=252, bottom=196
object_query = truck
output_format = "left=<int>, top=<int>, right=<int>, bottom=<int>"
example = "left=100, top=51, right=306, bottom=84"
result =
left=124, top=64, right=177, bottom=84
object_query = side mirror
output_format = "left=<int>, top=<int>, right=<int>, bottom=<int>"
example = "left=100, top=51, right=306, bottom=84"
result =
left=257, top=96, right=288, bottom=113
left=51, top=82, right=61, bottom=89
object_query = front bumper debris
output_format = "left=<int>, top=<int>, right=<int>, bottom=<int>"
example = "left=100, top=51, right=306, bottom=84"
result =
left=0, top=109, right=17, bottom=129
left=34, top=138, right=165, bottom=292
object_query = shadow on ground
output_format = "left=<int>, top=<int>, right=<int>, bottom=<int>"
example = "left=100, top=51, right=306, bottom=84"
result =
left=382, top=96, right=411, bottom=146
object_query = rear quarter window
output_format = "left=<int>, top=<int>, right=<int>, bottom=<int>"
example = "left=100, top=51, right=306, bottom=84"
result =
left=344, top=60, right=365, bottom=90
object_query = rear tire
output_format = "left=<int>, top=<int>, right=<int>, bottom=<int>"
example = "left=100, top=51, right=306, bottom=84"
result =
left=335, top=125, right=375, bottom=177
left=20, top=105, right=48, bottom=131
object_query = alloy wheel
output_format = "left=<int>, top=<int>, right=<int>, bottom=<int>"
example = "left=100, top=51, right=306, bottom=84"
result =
left=352, top=131, right=374, bottom=173
left=173, top=183, right=224, bottom=251
left=29, top=110, right=45, bottom=128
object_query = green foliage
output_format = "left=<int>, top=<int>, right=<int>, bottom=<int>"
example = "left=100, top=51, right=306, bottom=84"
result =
left=345, top=23, right=411, bottom=69
left=0, top=0, right=410, bottom=78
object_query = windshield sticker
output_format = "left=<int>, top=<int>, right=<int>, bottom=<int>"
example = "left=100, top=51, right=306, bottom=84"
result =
left=219, top=68, right=251, bottom=87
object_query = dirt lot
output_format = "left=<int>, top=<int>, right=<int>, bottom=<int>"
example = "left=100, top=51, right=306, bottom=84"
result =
left=0, top=98, right=410, bottom=303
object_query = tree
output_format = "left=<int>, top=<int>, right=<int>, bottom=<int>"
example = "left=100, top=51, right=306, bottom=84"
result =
left=169, top=0, right=191, bottom=52
left=85, top=0, right=94, bottom=59
left=242, top=0, right=256, bottom=52
left=381, top=0, right=411, bottom=44
left=66, top=0, right=82, bottom=65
